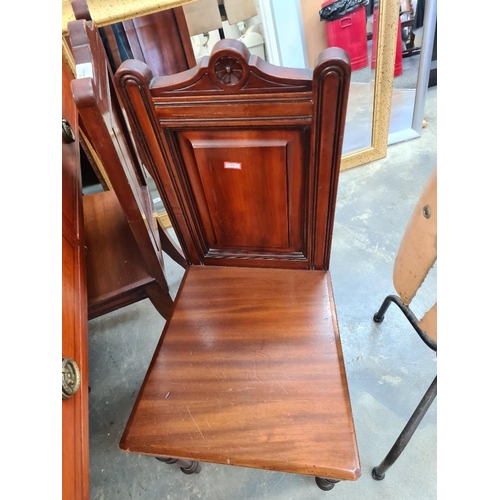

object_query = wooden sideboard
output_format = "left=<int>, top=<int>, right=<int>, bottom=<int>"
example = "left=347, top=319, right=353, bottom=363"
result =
left=62, top=56, right=90, bottom=500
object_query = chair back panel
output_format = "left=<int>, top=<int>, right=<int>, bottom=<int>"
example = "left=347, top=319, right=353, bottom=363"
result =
left=115, top=40, right=351, bottom=270
left=393, top=166, right=437, bottom=306
left=418, top=302, right=437, bottom=342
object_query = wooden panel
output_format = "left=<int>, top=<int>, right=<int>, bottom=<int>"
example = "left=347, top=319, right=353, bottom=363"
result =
left=83, top=190, right=154, bottom=311
left=154, top=97, right=313, bottom=127
left=115, top=39, right=351, bottom=270
left=177, top=129, right=305, bottom=253
left=62, top=57, right=89, bottom=500
left=393, top=166, right=437, bottom=305
left=120, top=266, right=360, bottom=481
left=123, top=7, right=196, bottom=77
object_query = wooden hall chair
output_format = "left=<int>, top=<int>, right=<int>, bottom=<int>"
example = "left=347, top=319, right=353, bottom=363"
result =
left=68, top=19, right=187, bottom=321
left=114, top=38, right=360, bottom=491
left=371, top=166, right=437, bottom=481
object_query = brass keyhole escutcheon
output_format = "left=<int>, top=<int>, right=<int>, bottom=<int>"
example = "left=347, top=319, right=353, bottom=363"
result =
left=62, top=118, right=76, bottom=143
left=62, top=357, right=81, bottom=400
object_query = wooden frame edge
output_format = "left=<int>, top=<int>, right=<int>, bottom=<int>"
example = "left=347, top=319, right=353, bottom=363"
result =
left=340, top=0, right=399, bottom=172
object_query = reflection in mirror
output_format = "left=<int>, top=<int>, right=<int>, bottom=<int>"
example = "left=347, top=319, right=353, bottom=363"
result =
left=185, top=0, right=266, bottom=64
left=332, top=0, right=376, bottom=155
left=387, top=0, right=436, bottom=145
left=185, top=0, right=378, bottom=157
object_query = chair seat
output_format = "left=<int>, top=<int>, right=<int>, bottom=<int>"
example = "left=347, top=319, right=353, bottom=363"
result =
left=83, top=190, right=156, bottom=319
left=120, top=266, right=360, bottom=480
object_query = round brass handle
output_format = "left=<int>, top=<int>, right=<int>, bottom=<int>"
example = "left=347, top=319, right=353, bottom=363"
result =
left=62, top=118, right=76, bottom=143
left=62, top=357, right=81, bottom=400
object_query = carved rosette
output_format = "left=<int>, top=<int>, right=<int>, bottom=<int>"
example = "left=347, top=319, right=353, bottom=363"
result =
left=214, top=57, right=244, bottom=86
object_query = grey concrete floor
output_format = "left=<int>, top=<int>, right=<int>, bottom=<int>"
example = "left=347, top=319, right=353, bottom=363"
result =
left=87, top=86, right=437, bottom=500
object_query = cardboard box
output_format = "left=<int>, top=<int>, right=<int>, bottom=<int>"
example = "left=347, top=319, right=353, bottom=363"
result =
left=183, top=0, right=222, bottom=35
left=223, top=0, right=258, bottom=24
left=183, top=0, right=258, bottom=35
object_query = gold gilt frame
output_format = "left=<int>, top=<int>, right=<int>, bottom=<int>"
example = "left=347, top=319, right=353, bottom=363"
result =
left=340, top=0, right=400, bottom=171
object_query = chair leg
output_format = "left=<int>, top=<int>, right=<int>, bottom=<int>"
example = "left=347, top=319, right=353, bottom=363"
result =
left=373, top=294, right=437, bottom=352
left=156, top=457, right=202, bottom=474
left=315, top=477, right=339, bottom=491
left=372, top=376, right=437, bottom=481
left=144, top=282, right=175, bottom=321
left=373, top=294, right=395, bottom=323
left=157, top=222, right=188, bottom=269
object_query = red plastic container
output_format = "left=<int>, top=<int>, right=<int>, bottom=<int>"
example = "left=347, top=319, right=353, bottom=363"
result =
left=370, top=8, right=403, bottom=77
left=321, top=1, right=368, bottom=71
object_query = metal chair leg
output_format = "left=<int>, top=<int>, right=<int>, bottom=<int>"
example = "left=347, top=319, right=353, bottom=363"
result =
left=373, top=294, right=395, bottom=323
left=373, top=294, right=437, bottom=352
left=372, top=376, right=437, bottom=480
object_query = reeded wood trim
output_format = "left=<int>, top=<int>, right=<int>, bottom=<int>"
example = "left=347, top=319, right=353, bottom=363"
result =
left=311, top=48, right=351, bottom=269
left=62, top=35, right=111, bottom=190
left=114, top=60, right=201, bottom=265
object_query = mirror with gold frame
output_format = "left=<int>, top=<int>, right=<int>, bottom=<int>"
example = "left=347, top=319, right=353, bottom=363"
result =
left=252, top=0, right=400, bottom=170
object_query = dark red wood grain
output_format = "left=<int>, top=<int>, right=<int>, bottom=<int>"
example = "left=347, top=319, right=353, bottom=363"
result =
left=123, top=7, right=196, bottom=77
left=121, top=266, right=360, bottom=480
left=62, top=56, right=90, bottom=500
left=115, top=39, right=351, bottom=270
left=68, top=20, right=174, bottom=319
left=114, top=39, right=359, bottom=482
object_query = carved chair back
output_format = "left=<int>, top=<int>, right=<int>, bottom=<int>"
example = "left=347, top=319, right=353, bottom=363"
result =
left=115, top=39, right=351, bottom=271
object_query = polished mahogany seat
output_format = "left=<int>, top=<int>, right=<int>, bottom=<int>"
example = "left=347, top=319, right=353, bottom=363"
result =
left=115, top=37, right=360, bottom=491
left=121, top=266, right=358, bottom=481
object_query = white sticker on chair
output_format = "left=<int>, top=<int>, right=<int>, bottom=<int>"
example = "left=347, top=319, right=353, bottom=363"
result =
left=76, top=63, right=93, bottom=79
left=224, top=162, right=242, bottom=169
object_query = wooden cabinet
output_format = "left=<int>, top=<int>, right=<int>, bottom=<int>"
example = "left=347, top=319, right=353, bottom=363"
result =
left=62, top=56, right=90, bottom=500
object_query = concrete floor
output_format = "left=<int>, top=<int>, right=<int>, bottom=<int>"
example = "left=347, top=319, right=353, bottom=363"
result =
left=87, top=86, right=437, bottom=500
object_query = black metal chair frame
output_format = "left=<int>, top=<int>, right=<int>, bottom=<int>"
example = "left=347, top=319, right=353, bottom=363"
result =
left=371, top=294, right=437, bottom=481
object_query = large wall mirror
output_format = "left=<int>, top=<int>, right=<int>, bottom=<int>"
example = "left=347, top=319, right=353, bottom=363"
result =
left=183, top=0, right=401, bottom=172
left=255, top=0, right=435, bottom=170
left=386, top=0, right=437, bottom=145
